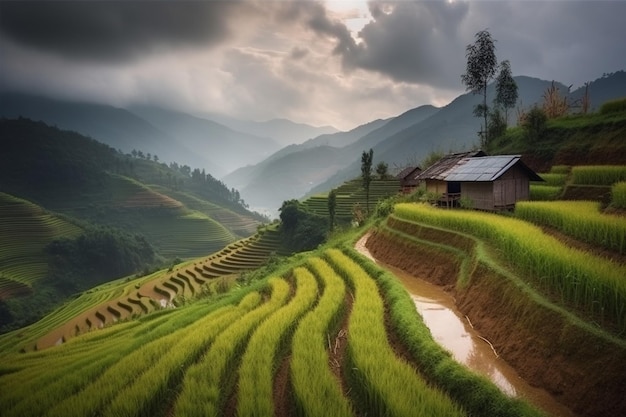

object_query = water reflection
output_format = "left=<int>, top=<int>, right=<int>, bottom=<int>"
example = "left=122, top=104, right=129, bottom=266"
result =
left=355, top=234, right=577, bottom=417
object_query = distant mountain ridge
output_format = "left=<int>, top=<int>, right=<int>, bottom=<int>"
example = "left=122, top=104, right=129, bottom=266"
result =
left=0, top=94, right=334, bottom=178
left=199, top=113, right=339, bottom=147
left=1, top=71, right=623, bottom=213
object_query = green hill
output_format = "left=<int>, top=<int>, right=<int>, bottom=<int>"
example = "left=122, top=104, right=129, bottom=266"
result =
left=0, top=193, right=83, bottom=297
left=0, top=118, right=265, bottom=332
left=487, top=99, right=626, bottom=171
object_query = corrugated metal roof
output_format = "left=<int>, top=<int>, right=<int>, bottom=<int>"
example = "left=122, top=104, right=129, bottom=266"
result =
left=444, top=155, right=543, bottom=182
left=416, top=151, right=543, bottom=183
left=416, top=150, right=486, bottom=181
left=445, top=155, right=521, bottom=182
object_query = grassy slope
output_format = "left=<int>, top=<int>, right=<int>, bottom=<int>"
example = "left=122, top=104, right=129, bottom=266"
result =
left=487, top=109, right=626, bottom=171
left=0, top=192, right=83, bottom=297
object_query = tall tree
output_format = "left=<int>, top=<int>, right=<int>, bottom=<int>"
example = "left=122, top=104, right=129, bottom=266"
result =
left=495, top=60, right=518, bottom=122
left=461, top=29, right=498, bottom=147
left=361, top=148, right=374, bottom=215
left=327, top=189, right=337, bottom=232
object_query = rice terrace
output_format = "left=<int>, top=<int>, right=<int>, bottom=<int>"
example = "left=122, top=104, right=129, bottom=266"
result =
left=1, top=52, right=626, bottom=417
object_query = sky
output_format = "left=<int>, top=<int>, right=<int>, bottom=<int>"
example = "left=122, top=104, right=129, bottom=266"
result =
left=1, top=0, right=625, bottom=131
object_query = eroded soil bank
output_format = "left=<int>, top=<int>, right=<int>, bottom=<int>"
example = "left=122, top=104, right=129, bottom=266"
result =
left=356, top=234, right=575, bottom=417
left=364, top=228, right=626, bottom=417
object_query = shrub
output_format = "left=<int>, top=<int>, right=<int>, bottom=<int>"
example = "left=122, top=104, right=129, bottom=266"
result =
left=522, top=106, right=548, bottom=143
left=600, top=97, right=626, bottom=114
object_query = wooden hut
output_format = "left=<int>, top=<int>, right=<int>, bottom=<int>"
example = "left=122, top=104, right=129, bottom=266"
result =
left=417, top=151, right=486, bottom=205
left=396, top=166, right=422, bottom=193
left=417, top=152, right=542, bottom=210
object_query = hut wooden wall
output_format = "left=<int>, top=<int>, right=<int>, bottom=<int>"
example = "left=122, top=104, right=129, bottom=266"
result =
left=460, top=164, right=531, bottom=210
left=425, top=180, right=447, bottom=195
left=461, top=182, right=494, bottom=210
left=494, top=165, right=530, bottom=208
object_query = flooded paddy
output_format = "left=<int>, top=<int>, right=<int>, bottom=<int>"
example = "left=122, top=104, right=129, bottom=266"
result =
left=355, top=234, right=576, bottom=417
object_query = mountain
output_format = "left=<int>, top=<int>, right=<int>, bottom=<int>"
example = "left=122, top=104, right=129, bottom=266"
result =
left=0, top=118, right=263, bottom=252
left=0, top=92, right=204, bottom=168
left=129, top=106, right=281, bottom=177
left=308, top=76, right=594, bottom=196
left=569, top=70, right=626, bottom=111
left=222, top=117, right=392, bottom=200
left=201, top=113, right=339, bottom=146
left=0, top=94, right=280, bottom=178
left=224, top=104, right=440, bottom=210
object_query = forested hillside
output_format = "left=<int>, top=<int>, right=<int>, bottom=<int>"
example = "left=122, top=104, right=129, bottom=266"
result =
left=0, top=118, right=266, bottom=332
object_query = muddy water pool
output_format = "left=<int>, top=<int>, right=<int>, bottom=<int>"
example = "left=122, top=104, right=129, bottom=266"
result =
left=355, top=234, right=576, bottom=417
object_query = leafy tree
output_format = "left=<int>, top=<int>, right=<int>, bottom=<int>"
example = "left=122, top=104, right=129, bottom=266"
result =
left=279, top=199, right=301, bottom=232
left=486, top=107, right=507, bottom=147
left=461, top=30, right=498, bottom=147
left=278, top=199, right=326, bottom=252
left=494, top=60, right=518, bottom=122
left=361, top=148, right=374, bottom=214
left=375, top=161, right=389, bottom=179
left=522, top=106, right=548, bottom=143
left=328, top=189, right=337, bottom=232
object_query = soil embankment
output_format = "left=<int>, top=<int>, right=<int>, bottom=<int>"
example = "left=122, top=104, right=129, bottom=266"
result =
left=364, top=227, right=626, bottom=417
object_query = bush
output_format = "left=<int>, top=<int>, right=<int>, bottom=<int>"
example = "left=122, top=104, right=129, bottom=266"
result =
left=600, top=97, right=626, bottom=115
left=522, top=106, right=548, bottom=143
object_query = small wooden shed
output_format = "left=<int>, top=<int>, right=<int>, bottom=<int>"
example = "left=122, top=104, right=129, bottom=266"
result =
left=396, top=166, right=422, bottom=193
left=417, top=152, right=542, bottom=210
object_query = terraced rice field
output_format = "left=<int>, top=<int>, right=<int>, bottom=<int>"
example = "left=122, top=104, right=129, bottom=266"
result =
left=6, top=227, right=285, bottom=350
left=0, top=245, right=538, bottom=417
left=515, top=200, right=626, bottom=254
left=150, top=185, right=260, bottom=237
left=0, top=192, right=83, bottom=298
left=302, top=179, right=400, bottom=217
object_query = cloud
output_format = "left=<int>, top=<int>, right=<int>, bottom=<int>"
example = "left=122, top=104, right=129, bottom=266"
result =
left=0, top=0, right=624, bottom=132
left=301, top=1, right=470, bottom=88
left=0, top=1, right=247, bottom=62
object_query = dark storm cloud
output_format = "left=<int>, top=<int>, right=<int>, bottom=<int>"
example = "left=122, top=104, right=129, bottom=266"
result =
left=0, top=1, right=244, bottom=62
left=299, top=0, right=470, bottom=88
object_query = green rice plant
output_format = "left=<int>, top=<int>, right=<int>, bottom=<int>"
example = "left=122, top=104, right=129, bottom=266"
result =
left=549, top=165, right=571, bottom=175
left=102, top=293, right=263, bottom=417
left=325, top=248, right=464, bottom=417
left=529, top=185, right=562, bottom=200
left=290, top=257, right=354, bottom=417
left=515, top=200, right=626, bottom=253
left=45, top=303, right=243, bottom=417
left=570, top=165, right=626, bottom=186
left=537, top=173, right=568, bottom=186
left=394, top=203, right=626, bottom=333
left=174, top=278, right=291, bottom=417
left=612, top=181, right=626, bottom=208
left=236, top=267, right=319, bottom=417
left=340, top=244, right=544, bottom=417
